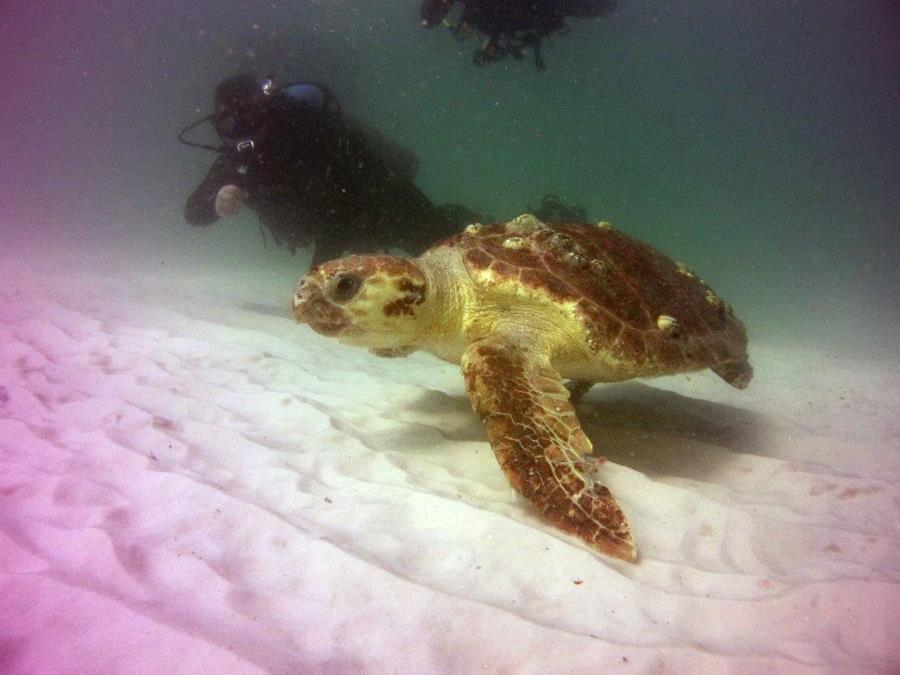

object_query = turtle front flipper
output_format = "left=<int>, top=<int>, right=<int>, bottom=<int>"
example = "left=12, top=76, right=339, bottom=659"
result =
left=462, top=336, right=636, bottom=561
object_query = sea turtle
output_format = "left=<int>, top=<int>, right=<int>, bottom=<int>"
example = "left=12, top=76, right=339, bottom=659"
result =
left=292, top=214, right=752, bottom=561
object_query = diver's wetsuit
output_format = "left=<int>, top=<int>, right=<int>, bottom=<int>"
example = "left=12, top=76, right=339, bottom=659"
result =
left=422, top=0, right=616, bottom=69
left=184, top=95, right=475, bottom=266
left=456, top=0, right=615, bottom=30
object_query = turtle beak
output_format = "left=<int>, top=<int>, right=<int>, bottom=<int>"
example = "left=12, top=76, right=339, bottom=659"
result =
left=292, top=276, right=352, bottom=336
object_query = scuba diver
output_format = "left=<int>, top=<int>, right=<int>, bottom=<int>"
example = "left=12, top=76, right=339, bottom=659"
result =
left=420, top=0, right=617, bottom=70
left=180, top=73, right=481, bottom=267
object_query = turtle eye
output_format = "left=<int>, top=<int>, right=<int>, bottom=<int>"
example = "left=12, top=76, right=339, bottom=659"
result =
left=330, top=273, right=362, bottom=302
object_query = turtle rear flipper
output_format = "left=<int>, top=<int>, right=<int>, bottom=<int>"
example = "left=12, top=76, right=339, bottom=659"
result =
left=462, top=335, right=636, bottom=561
left=712, top=358, right=753, bottom=389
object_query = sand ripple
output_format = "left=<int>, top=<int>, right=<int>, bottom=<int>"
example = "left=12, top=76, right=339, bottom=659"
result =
left=1, top=258, right=898, bottom=673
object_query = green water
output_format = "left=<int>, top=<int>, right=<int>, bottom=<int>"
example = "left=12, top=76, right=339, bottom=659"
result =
left=1, top=0, right=897, bottom=354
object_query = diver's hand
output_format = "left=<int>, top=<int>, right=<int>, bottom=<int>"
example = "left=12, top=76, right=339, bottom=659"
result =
left=214, top=185, right=247, bottom=218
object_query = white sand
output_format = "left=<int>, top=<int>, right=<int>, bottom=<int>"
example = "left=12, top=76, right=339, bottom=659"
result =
left=1, top=226, right=899, bottom=674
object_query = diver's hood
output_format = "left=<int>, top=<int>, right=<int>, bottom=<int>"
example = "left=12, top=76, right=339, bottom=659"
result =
left=179, top=77, right=343, bottom=153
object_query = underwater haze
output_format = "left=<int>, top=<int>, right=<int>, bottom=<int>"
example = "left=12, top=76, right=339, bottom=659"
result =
left=2, top=0, right=899, bottom=347
left=1, top=1, right=899, bottom=673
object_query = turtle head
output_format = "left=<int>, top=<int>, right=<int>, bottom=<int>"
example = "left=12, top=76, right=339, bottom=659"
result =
left=293, top=255, right=430, bottom=349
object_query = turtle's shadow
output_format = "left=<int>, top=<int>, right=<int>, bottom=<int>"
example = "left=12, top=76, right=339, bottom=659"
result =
left=392, top=389, right=485, bottom=445
left=398, top=381, right=765, bottom=483
left=242, top=301, right=291, bottom=320
left=576, top=381, right=765, bottom=481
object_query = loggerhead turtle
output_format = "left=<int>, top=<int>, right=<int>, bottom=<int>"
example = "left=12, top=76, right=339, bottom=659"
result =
left=292, top=214, right=751, bottom=561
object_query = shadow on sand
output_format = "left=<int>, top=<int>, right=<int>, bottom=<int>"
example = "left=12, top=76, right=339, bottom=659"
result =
left=578, top=381, right=766, bottom=482
left=395, top=380, right=766, bottom=483
left=242, top=301, right=293, bottom=320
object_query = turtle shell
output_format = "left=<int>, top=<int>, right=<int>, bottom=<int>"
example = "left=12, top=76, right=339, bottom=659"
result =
left=433, top=215, right=751, bottom=387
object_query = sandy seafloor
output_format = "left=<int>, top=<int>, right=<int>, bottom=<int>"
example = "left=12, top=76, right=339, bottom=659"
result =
left=1, top=224, right=899, bottom=675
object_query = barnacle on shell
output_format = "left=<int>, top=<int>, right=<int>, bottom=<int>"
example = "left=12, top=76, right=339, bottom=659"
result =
left=656, top=314, right=681, bottom=337
left=505, top=214, right=546, bottom=234
left=502, top=236, right=527, bottom=250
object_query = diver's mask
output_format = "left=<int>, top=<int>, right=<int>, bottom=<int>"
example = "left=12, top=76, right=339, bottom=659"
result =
left=177, top=78, right=341, bottom=152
